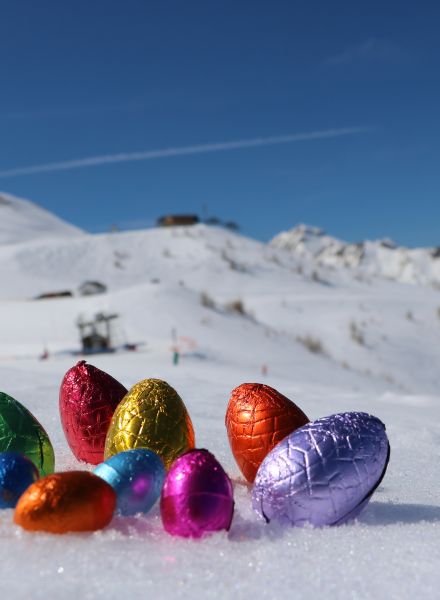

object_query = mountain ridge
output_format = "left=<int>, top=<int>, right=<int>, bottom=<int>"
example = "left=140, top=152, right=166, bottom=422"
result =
left=271, top=223, right=440, bottom=287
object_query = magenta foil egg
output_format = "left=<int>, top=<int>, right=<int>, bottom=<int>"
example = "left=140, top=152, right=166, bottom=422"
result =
left=160, top=449, right=234, bottom=538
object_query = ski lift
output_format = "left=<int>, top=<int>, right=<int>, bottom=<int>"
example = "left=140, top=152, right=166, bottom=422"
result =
left=76, top=312, right=119, bottom=354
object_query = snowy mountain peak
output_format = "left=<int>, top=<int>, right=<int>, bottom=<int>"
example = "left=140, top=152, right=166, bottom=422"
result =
left=271, top=224, right=440, bottom=287
left=271, top=225, right=365, bottom=268
left=0, top=191, right=84, bottom=245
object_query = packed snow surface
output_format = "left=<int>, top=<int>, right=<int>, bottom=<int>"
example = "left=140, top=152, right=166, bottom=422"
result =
left=0, top=201, right=439, bottom=599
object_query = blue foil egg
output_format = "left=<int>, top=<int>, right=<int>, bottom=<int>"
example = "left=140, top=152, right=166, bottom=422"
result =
left=0, top=452, right=39, bottom=509
left=94, top=449, right=165, bottom=515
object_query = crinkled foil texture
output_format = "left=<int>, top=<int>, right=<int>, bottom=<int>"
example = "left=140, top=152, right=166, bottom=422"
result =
left=105, top=379, right=195, bottom=469
left=226, top=383, right=309, bottom=482
left=59, top=361, right=127, bottom=464
left=94, top=449, right=165, bottom=515
left=0, top=452, right=39, bottom=508
left=14, top=471, right=116, bottom=533
left=161, top=449, right=234, bottom=537
left=0, top=391, right=55, bottom=476
left=252, top=412, right=390, bottom=527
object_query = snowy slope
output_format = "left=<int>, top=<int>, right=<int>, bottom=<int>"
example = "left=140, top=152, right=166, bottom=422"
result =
left=1, top=223, right=439, bottom=394
left=0, top=205, right=439, bottom=599
left=271, top=224, right=440, bottom=287
left=0, top=192, right=84, bottom=245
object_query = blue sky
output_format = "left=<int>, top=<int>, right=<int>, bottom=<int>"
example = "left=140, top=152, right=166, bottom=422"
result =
left=0, top=1, right=439, bottom=245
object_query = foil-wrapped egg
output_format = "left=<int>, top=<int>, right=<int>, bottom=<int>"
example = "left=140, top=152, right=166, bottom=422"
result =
left=0, top=391, right=55, bottom=476
left=0, top=452, right=39, bottom=509
left=225, top=383, right=309, bottom=482
left=252, top=412, right=390, bottom=527
left=94, top=449, right=165, bottom=515
left=59, top=361, right=128, bottom=464
left=14, top=471, right=116, bottom=533
left=161, top=449, right=234, bottom=538
left=104, top=379, right=195, bottom=469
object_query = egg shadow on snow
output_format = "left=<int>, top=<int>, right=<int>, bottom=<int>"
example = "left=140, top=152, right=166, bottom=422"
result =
left=358, top=501, right=440, bottom=526
left=228, top=512, right=286, bottom=542
left=108, top=507, right=161, bottom=537
left=228, top=501, right=440, bottom=540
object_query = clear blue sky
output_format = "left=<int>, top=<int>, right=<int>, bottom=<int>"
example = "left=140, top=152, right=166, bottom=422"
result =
left=0, top=1, right=439, bottom=245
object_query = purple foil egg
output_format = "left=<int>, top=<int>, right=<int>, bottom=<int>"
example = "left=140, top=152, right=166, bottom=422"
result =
left=252, top=412, right=390, bottom=527
left=160, top=449, right=234, bottom=538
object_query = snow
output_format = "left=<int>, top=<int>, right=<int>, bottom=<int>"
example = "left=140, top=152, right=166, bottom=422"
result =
left=0, top=199, right=439, bottom=599
left=271, top=223, right=440, bottom=288
left=0, top=192, right=84, bottom=246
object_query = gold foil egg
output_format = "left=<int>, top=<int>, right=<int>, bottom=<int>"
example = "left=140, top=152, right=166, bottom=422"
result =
left=104, top=379, right=195, bottom=469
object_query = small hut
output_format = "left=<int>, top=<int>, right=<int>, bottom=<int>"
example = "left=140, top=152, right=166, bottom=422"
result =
left=157, top=214, right=199, bottom=227
left=35, top=290, right=73, bottom=300
left=78, top=281, right=107, bottom=296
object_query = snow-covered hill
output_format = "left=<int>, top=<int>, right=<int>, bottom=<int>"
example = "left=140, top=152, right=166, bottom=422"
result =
left=0, top=199, right=439, bottom=599
left=0, top=192, right=84, bottom=245
left=0, top=220, right=439, bottom=395
left=271, top=224, right=440, bottom=287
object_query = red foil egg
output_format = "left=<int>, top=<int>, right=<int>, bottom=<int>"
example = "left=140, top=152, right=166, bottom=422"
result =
left=14, top=471, right=116, bottom=533
left=225, top=383, right=309, bottom=482
left=59, top=361, right=127, bottom=464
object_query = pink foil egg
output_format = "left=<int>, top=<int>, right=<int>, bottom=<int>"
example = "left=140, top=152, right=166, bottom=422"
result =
left=160, top=449, right=234, bottom=538
left=59, top=361, right=127, bottom=464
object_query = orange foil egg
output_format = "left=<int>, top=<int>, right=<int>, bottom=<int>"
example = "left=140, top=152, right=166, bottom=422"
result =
left=225, top=383, right=309, bottom=482
left=14, top=471, right=116, bottom=534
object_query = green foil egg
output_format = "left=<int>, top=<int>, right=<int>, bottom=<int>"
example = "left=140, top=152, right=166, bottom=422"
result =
left=0, top=391, right=55, bottom=476
left=104, top=379, right=195, bottom=469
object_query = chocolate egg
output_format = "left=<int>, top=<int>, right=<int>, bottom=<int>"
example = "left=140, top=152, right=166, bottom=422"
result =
left=0, top=391, right=55, bottom=476
left=59, top=361, right=128, bottom=464
left=104, top=379, right=195, bottom=469
left=225, top=383, right=309, bottom=482
left=252, top=412, right=390, bottom=527
left=94, top=449, right=165, bottom=515
left=0, top=452, right=39, bottom=509
left=14, top=471, right=116, bottom=533
left=161, top=449, right=234, bottom=538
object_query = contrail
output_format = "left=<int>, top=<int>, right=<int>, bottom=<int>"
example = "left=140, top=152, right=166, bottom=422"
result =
left=0, top=127, right=369, bottom=179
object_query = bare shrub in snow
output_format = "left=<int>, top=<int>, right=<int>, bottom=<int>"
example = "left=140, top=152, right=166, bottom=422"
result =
left=382, top=372, right=395, bottom=384
left=349, top=321, right=365, bottom=345
left=225, top=299, right=247, bottom=315
left=200, top=292, right=216, bottom=310
left=267, top=253, right=282, bottom=266
left=296, top=335, right=325, bottom=355
left=221, top=249, right=247, bottom=272
left=311, top=270, right=330, bottom=285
